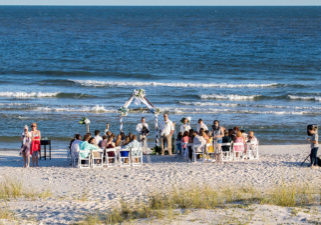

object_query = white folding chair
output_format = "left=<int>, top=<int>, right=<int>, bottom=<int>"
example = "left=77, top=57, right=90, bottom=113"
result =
left=91, top=150, right=104, bottom=168
left=78, top=152, right=91, bottom=169
left=66, top=146, right=72, bottom=165
left=71, top=151, right=79, bottom=167
left=192, top=144, right=206, bottom=163
left=232, top=142, right=245, bottom=161
left=205, top=142, right=215, bottom=162
left=131, top=147, right=143, bottom=166
left=246, top=142, right=259, bottom=160
left=119, top=149, right=131, bottom=167
left=104, top=147, right=119, bottom=167
left=221, top=143, right=232, bottom=161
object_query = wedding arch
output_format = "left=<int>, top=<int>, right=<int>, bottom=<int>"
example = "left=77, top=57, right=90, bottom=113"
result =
left=118, top=89, right=160, bottom=146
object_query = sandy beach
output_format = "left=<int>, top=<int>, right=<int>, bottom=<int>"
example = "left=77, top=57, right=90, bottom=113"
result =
left=1, top=144, right=321, bottom=224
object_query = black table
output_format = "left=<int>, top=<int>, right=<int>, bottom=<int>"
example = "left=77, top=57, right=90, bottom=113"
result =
left=40, top=140, right=52, bottom=160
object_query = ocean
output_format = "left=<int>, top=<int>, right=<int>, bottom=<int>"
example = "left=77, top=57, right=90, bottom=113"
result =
left=0, top=6, right=320, bottom=149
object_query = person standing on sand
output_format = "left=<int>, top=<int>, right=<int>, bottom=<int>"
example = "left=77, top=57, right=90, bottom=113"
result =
left=197, top=119, right=208, bottom=133
left=21, top=125, right=31, bottom=168
left=136, top=117, right=149, bottom=151
left=160, top=113, right=175, bottom=155
left=30, top=123, right=41, bottom=167
left=179, top=117, right=191, bottom=134
left=307, top=126, right=319, bottom=169
left=212, top=120, right=225, bottom=162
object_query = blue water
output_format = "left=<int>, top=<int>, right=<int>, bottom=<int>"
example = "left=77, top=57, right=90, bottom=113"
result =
left=0, top=6, right=320, bottom=149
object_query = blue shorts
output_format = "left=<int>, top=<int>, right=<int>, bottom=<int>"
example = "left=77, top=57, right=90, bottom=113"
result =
left=120, top=151, right=129, bottom=157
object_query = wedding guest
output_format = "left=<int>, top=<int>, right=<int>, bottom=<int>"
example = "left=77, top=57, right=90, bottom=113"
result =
left=180, top=117, right=191, bottom=133
left=30, top=123, right=41, bottom=167
left=241, top=130, right=248, bottom=142
left=233, top=131, right=245, bottom=157
left=104, top=123, right=110, bottom=134
left=222, top=130, right=232, bottom=152
left=193, top=130, right=207, bottom=157
left=105, top=136, right=116, bottom=160
left=197, top=119, right=208, bottom=133
left=71, top=134, right=82, bottom=166
left=247, top=131, right=259, bottom=153
left=248, top=131, right=258, bottom=144
left=79, top=135, right=100, bottom=158
left=123, top=135, right=142, bottom=162
left=100, top=135, right=108, bottom=149
left=160, top=113, right=175, bottom=155
left=94, top=130, right=102, bottom=146
left=182, top=131, right=190, bottom=158
left=106, top=136, right=115, bottom=149
left=212, top=120, right=225, bottom=162
left=115, top=134, right=122, bottom=147
left=176, top=132, right=183, bottom=154
left=21, top=125, right=31, bottom=168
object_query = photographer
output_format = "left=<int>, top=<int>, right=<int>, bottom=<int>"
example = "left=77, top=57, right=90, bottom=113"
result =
left=307, top=125, right=319, bottom=169
left=136, top=117, right=150, bottom=150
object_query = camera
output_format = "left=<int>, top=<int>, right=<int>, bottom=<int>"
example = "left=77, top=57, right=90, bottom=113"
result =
left=141, top=126, right=150, bottom=136
left=307, top=124, right=318, bottom=136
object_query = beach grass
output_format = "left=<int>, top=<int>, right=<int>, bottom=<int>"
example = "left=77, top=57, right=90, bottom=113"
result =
left=77, top=182, right=321, bottom=224
left=0, top=177, right=23, bottom=200
left=0, top=207, right=15, bottom=221
left=0, top=176, right=52, bottom=200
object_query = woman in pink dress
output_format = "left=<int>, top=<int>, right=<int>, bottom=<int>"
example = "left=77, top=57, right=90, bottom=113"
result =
left=233, top=131, right=245, bottom=157
left=30, top=123, right=41, bottom=167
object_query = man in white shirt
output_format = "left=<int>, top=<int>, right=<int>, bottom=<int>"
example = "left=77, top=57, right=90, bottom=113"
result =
left=196, top=119, right=208, bottom=133
left=94, top=130, right=102, bottom=146
left=160, top=113, right=175, bottom=155
left=71, top=134, right=82, bottom=167
left=180, top=117, right=191, bottom=134
left=136, top=117, right=149, bottom=150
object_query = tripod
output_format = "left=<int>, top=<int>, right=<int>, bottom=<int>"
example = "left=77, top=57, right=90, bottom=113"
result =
left=301, top=154, right=310, bottom=167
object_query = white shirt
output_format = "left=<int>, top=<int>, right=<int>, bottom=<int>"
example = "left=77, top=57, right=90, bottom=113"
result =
left=21, top=132, right=31, bottom=145
left=180, top=124, right=191, bottom=134
left=136, top=122, right=149, bottom=133
left=197, top=123, right=208, bottom=133
left=71, top=139, right=82, bottom=154
left=160, top=119, right=174, bottom=136
left=94, top=135, right=103, bottom=145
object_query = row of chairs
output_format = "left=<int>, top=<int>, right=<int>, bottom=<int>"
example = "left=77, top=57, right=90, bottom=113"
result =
left=189, top=142, right=259, bottom=163
left=74, top=147, right=143, bottom=168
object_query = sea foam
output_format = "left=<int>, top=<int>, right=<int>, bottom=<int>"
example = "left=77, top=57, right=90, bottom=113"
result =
left=71, top=80, right=278, bottom=89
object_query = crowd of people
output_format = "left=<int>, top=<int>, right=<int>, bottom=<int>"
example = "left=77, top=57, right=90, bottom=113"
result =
left=19, top=114, right=259, bottom=167
left=68, top=118, right=148, bottom=165
left=176, top=118, right=259, bottom=161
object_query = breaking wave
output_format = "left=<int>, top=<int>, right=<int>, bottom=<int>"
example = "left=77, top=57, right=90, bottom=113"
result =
left=200, top=94, right=261, bottom=100
left=71, top=80, right=279, bottom=89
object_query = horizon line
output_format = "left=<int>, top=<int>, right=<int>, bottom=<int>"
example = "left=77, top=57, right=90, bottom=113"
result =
left=0, top=5, right=321, bottom=6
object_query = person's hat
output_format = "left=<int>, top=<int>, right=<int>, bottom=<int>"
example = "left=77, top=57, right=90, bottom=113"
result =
left=24, top=125, right=28, bottom=130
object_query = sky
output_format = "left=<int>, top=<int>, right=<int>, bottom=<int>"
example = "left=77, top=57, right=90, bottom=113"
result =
left=0, top=0, right=321, bottom=6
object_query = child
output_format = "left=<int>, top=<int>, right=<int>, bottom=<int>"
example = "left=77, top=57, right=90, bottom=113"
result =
left=176, top=132, right=183, bottom=154
left=181, top=131, right=189, bottom=159
left=222, top=130, right=232, bottom=152
left=307, top=126, right=319, bottom=168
